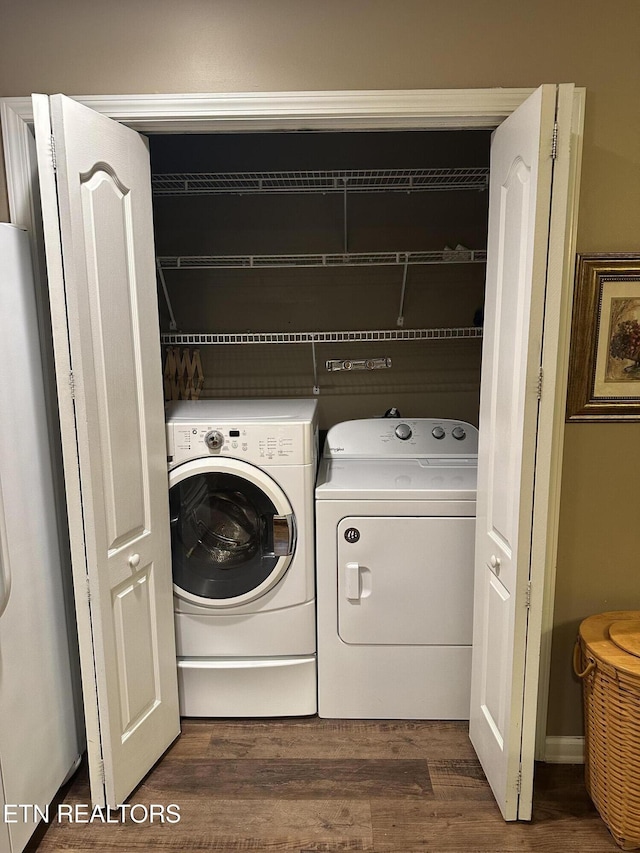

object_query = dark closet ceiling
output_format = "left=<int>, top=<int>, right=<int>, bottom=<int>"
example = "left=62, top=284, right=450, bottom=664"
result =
left=149, top=130, right=491, bottom=173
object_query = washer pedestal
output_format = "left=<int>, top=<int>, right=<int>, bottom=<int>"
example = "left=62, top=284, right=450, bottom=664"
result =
left=178, top=656, right=317, bottom=717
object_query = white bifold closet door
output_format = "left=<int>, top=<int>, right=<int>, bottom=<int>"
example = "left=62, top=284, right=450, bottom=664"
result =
left=470, top=83, right=575, bottom=821
left=33, top=93, right=180, bottom=809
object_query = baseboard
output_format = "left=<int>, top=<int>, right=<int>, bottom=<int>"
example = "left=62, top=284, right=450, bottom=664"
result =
left=544, top=736, right=585, bottom=764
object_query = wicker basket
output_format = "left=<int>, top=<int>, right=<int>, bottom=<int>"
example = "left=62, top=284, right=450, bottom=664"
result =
left=575, top=611, right=640, bottom=850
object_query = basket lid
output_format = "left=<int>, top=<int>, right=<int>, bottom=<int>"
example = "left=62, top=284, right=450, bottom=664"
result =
left=609, top=620, right=640, bottom=658
left=580, top=611, right=640, bottom=677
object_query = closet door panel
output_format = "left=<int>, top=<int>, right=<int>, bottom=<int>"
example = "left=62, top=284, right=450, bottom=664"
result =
left=470, top=83, right=575, bottom=822
left=33, top=92, right=180, bottom=809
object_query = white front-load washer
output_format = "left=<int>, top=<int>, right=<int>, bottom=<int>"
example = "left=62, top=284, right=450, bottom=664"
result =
left=166, top=398, right=318, bottom=717
left=315, top=417, right=478, bottom=719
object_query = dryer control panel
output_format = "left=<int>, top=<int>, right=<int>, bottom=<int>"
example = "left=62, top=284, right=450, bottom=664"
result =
left=323, top=417, right=478, bottom=459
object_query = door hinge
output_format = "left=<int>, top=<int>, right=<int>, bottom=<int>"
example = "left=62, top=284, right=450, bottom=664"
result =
left=98, top=758, right=105, bottom=785
left=537, top=366, right=543, bottom=400
left=50, top=134, right=57, bottom=171
left=69, top=370, right=75, bottom=399
left=525, top=580, right=532, bottom=610
left=551, top=121, right=558, bottom=160
left=86, top=574, right=91, bottom=603
left=516, top=769, right=522, bottom=794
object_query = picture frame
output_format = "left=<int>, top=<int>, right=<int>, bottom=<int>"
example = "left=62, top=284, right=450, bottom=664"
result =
left=566, top=254, right=640, bottom=421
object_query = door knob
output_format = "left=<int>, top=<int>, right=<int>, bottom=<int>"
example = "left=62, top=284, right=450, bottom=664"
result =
left=489, top=554, right=501, bottom=573
left=128, top=553, right=141, bottom=569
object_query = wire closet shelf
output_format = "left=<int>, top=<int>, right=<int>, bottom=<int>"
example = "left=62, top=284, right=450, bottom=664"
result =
left=154, top=166, right=489, bottom=338
left=160, top=327, right=483, bottom=346
left=156, top=250, right=487, bottom=271
left=152, top=167, right=490, bottom=196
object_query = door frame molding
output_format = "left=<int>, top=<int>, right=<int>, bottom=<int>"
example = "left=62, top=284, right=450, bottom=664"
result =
left=0, top=87, right=585, bottom=758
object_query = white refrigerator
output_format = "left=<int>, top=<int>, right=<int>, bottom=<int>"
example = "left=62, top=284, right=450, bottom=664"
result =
left=0, top=224, right=82, bottom=852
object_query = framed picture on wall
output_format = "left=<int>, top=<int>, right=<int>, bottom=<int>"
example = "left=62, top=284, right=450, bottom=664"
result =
left=566, top=254, right=640, bottom=421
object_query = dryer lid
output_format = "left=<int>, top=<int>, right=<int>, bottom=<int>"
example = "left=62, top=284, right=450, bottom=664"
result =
left=315, top=457, right=477, bottom=501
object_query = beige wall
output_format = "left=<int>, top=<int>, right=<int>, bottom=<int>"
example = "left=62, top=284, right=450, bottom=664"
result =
left=1, top=0, right=639, bottom=738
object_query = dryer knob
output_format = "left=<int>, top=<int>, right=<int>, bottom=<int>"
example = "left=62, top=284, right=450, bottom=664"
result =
left=452, top=426, right=467, bottom=441
left=431, top=426, right=446, bottom=440
left=204, top=429, right=224, bottom=451
left=395, top=423, right=413, bottom=441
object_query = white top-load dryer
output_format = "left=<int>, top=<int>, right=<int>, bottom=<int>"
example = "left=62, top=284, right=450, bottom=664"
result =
left=315, top=417, right=478, bottom=719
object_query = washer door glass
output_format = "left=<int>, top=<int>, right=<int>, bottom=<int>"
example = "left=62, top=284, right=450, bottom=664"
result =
left=170, top=470, right=295, bottom=605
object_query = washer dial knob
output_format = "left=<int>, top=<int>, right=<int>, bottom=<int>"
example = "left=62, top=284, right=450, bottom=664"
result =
left=431, top=426, right=446, bottom=440
left=395, top=423, right=413, bottom=441
left=204, top=429, right=225, bottom=450
left=452, top=425, right=467, bottom=441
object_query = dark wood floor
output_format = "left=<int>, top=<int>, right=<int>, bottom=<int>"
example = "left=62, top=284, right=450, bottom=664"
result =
left=27, top=718, right=619, bottom=852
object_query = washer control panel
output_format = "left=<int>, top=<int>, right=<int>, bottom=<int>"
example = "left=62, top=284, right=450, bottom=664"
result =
left=167, top=421, right=310, bottom=466
left=324, top=417, right=478, bottom=458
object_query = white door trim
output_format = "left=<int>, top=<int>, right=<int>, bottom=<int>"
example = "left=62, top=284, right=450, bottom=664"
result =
left=3, top=89, right=537, bottom=134
left=0, top=86, right=585, bottom=759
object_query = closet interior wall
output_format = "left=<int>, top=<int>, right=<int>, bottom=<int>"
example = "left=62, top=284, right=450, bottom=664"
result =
left=150, top=130, right=491, bottom=430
